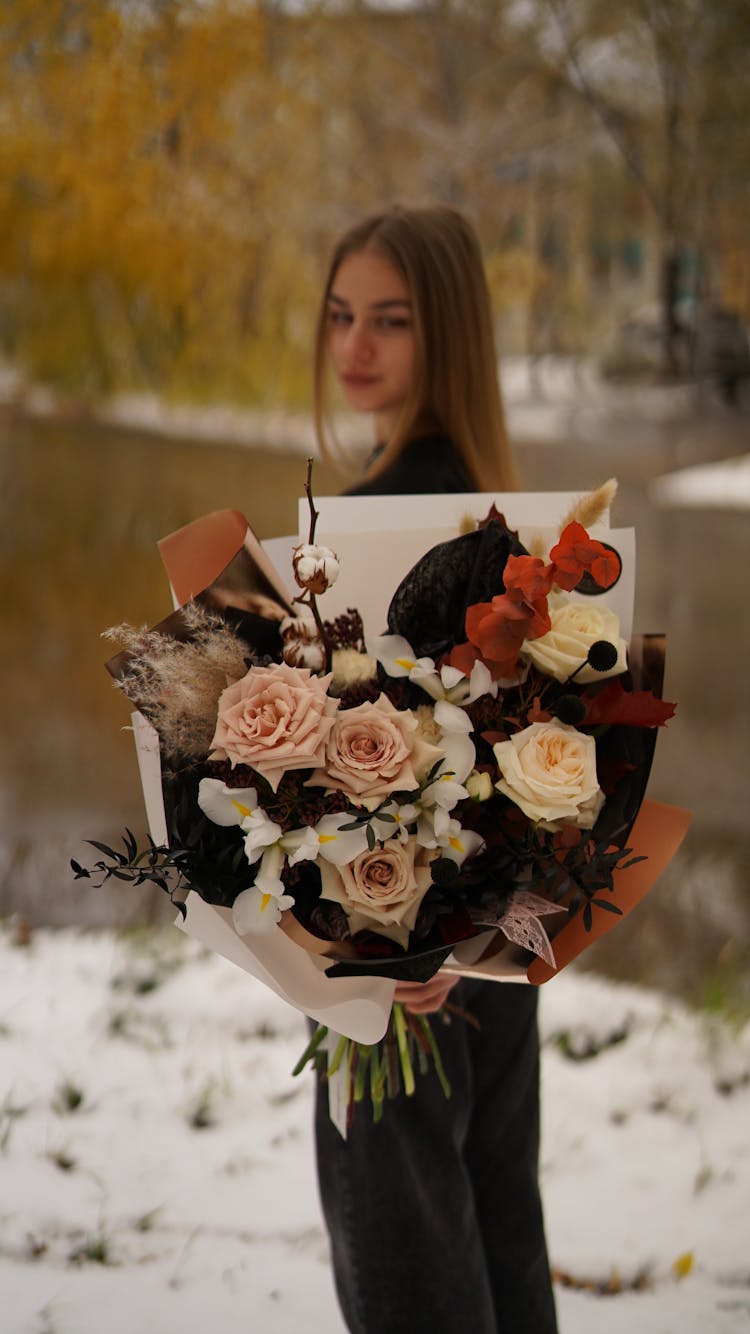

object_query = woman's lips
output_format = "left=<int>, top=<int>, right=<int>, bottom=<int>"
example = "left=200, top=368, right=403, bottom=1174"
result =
left=341, top=372, right=380, bottom=387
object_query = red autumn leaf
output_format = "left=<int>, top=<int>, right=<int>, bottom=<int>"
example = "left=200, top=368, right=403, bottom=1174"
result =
left=477, top=503, right=511, bottom=531
left=503, top=553, right=555, bottom=604
left=583, top=680, right=677, bottom=727
left=527, top=697, right=552, bottom=723
left=481, top=730, right=509, bottom=747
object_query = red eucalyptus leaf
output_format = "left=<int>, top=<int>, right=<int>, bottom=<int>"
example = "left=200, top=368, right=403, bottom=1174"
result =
left=550, top=521, right=620, bottom=592
left=590, top=549, right=621, bottom=588
left=444, top=640, right=483, bottom=677
left=503, top=553, right=555, bottom=603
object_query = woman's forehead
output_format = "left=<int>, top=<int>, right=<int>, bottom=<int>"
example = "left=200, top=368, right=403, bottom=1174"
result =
left=330, top=250, right=411, bottom=307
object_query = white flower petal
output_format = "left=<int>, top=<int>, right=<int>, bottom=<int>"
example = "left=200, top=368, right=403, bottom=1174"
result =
left=439, top=732, right=476, bottom=785
left=314, top=813, right=370, bottom=865
left=232, top=886, right=294, bottom=936
left=441, top=824, right=485, bottom=866
left=409, top=659, right=443, bottom=699
left=371, top=634, right=418, bottom=677
left=467, top=658, right=498, bottom=702
left=243, top=810, right=283, bottom=863
left=197, top=779, right=258, bottom=827
left=422, top=775, right=469, bottom=810
left=254, top=844, right=285, bottom=894
left=438, top=664, right=465, bottom=691
left=281, top=826, right=320, bottom=866
left=434, top=698, right=473, bottom=734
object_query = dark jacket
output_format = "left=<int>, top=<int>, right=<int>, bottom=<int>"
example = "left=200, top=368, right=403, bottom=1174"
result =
left=346, top=434, right=473, bottom=497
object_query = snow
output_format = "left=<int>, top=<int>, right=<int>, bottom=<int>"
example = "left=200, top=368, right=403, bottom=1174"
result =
left=1, top=925, right=749, bottom=1333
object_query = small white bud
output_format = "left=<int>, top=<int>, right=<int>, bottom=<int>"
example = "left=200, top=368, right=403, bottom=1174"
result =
left=465, top=770, right=494, bottom=802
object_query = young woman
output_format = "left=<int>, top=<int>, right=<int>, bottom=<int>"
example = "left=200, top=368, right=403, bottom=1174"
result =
left=311, top=205, right=559, bottom=1334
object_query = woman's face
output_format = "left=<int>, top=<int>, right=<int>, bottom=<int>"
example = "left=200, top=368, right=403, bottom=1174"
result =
left=325, top=248, right=417, bottom=436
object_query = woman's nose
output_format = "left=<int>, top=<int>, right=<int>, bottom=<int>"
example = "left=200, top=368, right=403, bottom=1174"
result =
left=345, top=319, right=374, bottom=362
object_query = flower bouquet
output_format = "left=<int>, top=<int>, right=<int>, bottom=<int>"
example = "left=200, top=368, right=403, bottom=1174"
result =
left=74, top=468, right=688, bottom=1131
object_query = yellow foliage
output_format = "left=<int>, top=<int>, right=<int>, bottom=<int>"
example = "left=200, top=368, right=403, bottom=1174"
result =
left=0, top=0, right=748, bottom=400
left=485, top=248, right=545, bottom=312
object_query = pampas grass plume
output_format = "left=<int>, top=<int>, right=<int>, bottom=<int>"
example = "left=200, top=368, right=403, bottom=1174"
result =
left=558, top=477, right=618, bottom=534
left=104, top=604, right=249, bottom=761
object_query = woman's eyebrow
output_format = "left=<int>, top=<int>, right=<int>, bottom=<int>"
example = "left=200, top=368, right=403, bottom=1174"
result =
left=327, top=293, right=411, bottom=311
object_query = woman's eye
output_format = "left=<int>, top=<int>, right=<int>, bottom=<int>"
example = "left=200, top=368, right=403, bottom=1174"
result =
left=327, top=309, right=351, bottom=327
left=375, top=316, right=410, bottom=331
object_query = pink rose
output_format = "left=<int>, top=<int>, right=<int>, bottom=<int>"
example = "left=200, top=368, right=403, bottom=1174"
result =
left=307, top=693, right=443, bottom=811
left=320, top=840, right=434, bottom=947
left=210, top=662, right=339, bottom=792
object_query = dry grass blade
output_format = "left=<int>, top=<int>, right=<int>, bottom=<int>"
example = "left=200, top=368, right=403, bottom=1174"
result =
left=558, top=478, right=618, bottom=534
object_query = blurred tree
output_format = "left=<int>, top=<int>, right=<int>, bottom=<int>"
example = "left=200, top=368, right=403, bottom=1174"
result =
left=543, top=0, right=750, bottom=374
left=0, top=0, right=747, bottom=398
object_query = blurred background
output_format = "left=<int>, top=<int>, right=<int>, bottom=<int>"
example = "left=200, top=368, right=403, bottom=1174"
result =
left=1, top=0, right=748, bottom=1010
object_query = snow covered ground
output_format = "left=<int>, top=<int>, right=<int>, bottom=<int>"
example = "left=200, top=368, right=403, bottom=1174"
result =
left=1, top=925, right=749, bottom=1334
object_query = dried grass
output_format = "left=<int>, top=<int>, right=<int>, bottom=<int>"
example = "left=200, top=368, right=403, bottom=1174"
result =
left=558, top=478, right=619, bottom=534
left=103, top=604, right=248, bottom=761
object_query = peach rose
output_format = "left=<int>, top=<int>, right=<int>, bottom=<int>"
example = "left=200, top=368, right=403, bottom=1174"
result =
left=493, top=719, right=604, bottom=829
left=209, top=662, right=339, bottom=791
left=307, top=693, right=443, bottom=811
left=320, top=840, right=434, bottom=947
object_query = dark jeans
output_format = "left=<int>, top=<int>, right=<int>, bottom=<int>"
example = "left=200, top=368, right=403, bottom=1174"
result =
left=312, top=980, right=558, bottom=1334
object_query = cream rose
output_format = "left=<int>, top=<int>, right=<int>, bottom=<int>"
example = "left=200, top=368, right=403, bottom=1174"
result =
left=494, top=719, right=604, bottom=829
left=209, top=662, right=339, bottom=791
left=521, top=600, right=627, bottom=683
left=307, top=693, right=443, bottom=811
left=320, top=840, right=434, bottom=947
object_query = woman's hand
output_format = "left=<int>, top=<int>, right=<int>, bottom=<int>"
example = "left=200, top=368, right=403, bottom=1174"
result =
left=394, top=972, right=460, bottom=1015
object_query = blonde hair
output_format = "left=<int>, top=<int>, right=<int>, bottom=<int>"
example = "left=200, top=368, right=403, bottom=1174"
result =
left=313, top=205, right=518, bottom=491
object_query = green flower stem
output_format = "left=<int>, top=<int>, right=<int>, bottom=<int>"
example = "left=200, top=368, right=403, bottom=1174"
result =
left=353, top=1046, right=371, bottom=1103
left=327, top=1033, right=350, bottom=1078
left=417, top=1015, right=452, bottom=1100
left=370, top=1044, right=386, bottom=1122
left=384, top=1030, right=401, bottom=1100
left=393, top=1003, right=415, bottom=1097
left=291, top=1022, right=329, bottom=1076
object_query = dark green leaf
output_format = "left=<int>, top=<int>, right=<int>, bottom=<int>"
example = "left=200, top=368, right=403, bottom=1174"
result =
left=86, top=840, right=122, bottom=859
left=591, top=898, right=624, bottom=916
